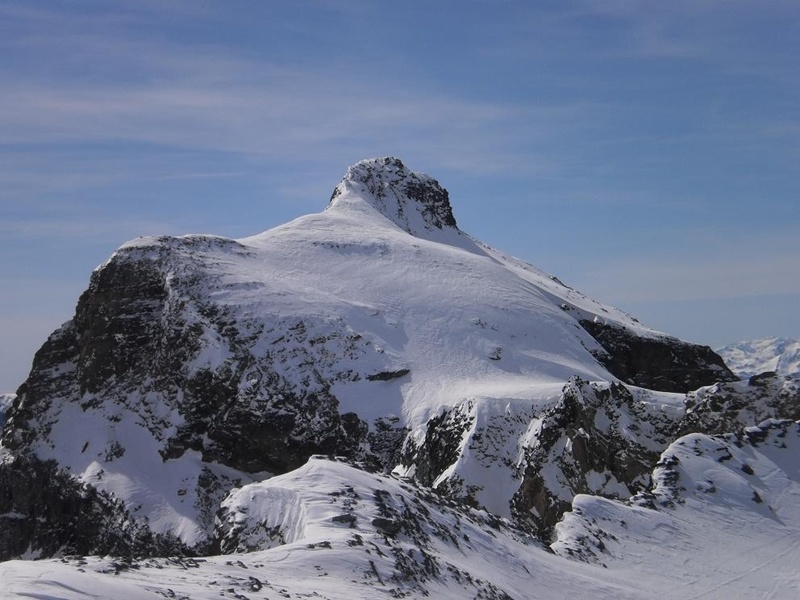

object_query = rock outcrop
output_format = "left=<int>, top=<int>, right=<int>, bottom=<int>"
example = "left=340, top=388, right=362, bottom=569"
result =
left=329, top=157, right=458, bottom=235
left=580, top=320, right=737, bottom=393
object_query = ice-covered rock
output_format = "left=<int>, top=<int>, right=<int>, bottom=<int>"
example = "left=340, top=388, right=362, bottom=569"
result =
left=0, top=393, right=14, bottom=430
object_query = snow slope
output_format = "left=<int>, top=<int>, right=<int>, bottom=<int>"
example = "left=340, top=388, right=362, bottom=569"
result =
left=718, top=337, right=800, bottom=379
left=553, top=419, right=800, bottom=598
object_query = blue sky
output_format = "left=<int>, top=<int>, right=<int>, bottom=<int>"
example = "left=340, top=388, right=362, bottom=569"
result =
left=1, top=0, right=799, bottom=391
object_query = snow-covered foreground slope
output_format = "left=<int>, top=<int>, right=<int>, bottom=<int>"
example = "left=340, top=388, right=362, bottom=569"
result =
left=3, top=420, right=800, bottom=599
left=718, top=337, right=800, bottom=379
left=553, top=419, right=800, bottom=598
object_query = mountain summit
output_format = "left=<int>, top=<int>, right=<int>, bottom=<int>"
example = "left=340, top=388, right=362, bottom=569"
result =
left=328, top=157, right=458, bottom=237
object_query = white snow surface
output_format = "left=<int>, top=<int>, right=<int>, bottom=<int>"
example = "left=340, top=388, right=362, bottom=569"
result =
left=121, top=157, right=654, bottom=427
left=718, top=337, right=800, bottom=379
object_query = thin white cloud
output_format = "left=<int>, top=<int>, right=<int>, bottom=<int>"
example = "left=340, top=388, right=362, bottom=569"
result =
left=152, top=171, right=248, bottom=181
left=0, top=0, right=797, bottom=370
left=575, top=230, right=800, bottom=304
left=0, top=3, right=620, bottom=182
left=0, top=80, right=564, bottom=162
left=0, top=216, right=183, bottom=243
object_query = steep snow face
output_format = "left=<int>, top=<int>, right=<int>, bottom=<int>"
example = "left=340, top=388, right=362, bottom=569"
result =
left=718, top=337, right=800, bottom=378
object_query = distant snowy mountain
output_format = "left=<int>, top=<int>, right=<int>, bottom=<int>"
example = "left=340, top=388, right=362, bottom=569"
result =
left=718, top=337, right=800, bottom=379
left=1, top=158, right=796, bottom=598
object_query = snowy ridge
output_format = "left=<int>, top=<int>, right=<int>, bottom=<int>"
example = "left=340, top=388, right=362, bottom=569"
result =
left=718, top=337, right=800, bottom=379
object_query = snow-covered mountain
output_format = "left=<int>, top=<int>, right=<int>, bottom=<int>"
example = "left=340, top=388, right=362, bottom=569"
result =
left=1, top=158, right=797, bottom=598
left=718, top=337, right=800, bottom=379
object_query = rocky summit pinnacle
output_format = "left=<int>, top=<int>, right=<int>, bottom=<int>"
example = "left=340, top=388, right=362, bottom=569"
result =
left=328, top=157, right=458, bottom=236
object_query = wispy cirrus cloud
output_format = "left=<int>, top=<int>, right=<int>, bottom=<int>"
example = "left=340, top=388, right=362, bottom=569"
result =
left=574, top=230, right=800, bottom=304
left=0, top=2, right=621, bottom=182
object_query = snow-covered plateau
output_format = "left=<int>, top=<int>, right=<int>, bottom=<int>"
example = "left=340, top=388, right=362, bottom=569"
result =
left=1, top=158, right=798, bottom=598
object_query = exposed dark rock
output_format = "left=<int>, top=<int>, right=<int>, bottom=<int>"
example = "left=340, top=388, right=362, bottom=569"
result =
left=401, top=401, right=475, bottom=487
left=0, top=394, right=15, bottom=431
left=580, top=320, right=738, bottom=393
left=372, top=517, right=402, bottom=536
left=364, top=416, right=408, bottom=473
left=749, top=371, right=778, bottom=385
left=512, top=378, right=677, bottom=538
left=332, top=514, right=358, bottom=526
left=366, top=369, right=410, bottom=382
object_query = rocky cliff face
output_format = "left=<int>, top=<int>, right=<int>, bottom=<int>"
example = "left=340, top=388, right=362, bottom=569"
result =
left=329, top=156, right=458, bottom=235
left=681, top=372, right=800, bottom=435
left=3, top=236, right=370, bottom=474
left=0, top=158, right=760, bottom=561
left=552, top=418, right=800, bottom=566
left=579, top=320, right=737, bottom=393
